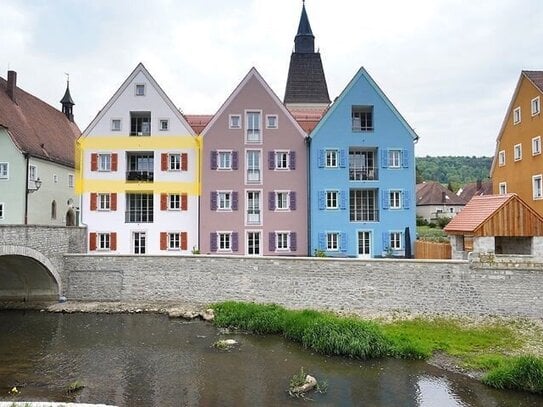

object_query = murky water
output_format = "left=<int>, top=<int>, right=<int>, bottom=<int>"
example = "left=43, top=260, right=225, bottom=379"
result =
left=0, top=311, right=541, bottom=406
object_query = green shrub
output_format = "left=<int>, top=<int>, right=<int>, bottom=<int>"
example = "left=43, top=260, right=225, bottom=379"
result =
left=416, top=216, right=428, bottom=226
left=436, top=216, right=452, bottom=228
left=483, top=356, right=543, bottom=394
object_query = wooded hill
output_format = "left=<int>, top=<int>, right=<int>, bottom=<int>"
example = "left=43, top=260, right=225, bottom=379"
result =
left=416, top=156, right=493, bottom=191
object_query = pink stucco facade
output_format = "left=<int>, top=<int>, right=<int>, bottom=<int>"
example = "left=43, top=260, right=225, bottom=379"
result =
left=200, top=69, right=308, bottom=256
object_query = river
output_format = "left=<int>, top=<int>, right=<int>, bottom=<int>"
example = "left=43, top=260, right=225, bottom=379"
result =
left=0, top=311, right=541, bottom=406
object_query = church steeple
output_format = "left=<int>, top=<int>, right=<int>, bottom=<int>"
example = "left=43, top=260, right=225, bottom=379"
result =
left=60, top=75, right=75, bottom=122
left=295, top=1, right=315, bottom=53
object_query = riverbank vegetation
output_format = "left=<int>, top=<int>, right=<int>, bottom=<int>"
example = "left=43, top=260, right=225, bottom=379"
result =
left=212, top=301, right=543, bottom=394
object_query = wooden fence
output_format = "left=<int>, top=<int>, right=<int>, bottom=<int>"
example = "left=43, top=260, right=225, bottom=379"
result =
left=415, top=240, right=451, bottom=259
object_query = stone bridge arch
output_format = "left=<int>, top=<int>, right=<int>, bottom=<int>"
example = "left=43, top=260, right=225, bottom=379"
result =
left=0, top=245, right=62, bottom=301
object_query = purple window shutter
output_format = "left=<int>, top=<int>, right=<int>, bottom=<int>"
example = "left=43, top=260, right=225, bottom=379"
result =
left=268, top=191, right=275, bottom=210
left=269, top=232, right=276, bottom=252
left=290, top=191, right=296, bottom=210
left=232, top=151, right=238, bottom=170
left=210, top=233, right=217, bottom=252
left=268, top=151, right=275, bottom=170
left=210, top=151, right=217, bottom=170
left=290, top=232, right=297, bottom=251
left=232, top=191, right=238, bottom=210
left=232, top=232, right=239, bottom=251
left=210, top=191, right=217, bottom=210
left=289, top=151, right=296, bottom=170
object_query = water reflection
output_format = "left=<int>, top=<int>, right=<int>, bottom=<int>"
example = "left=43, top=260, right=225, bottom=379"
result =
left=0, top=311, right=541, bottom=406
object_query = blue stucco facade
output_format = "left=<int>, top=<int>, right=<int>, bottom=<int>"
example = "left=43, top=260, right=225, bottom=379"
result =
left=309, top=67, right=417, bottom=258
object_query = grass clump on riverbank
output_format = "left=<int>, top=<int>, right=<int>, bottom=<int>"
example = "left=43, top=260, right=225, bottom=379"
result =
left=212, top=301, right=543, bottom=394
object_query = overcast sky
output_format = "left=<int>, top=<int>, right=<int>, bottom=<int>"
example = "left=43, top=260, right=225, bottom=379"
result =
left=1, top=0, right=541, bottom=156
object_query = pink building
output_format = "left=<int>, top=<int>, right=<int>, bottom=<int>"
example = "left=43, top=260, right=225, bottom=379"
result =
left=200, top=68, right=308, bottom=256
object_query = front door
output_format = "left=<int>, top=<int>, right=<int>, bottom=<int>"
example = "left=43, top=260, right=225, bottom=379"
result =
left=247, top=232, right=261, bottom=255
left=358, top=231, right=371, bottom=258
left=133, top=232, right=146, bottom=254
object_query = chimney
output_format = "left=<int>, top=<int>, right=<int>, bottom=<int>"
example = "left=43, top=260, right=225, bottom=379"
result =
left=441, top=191, right=446, bottom=203
left=7, top=70, right=16, bottom=103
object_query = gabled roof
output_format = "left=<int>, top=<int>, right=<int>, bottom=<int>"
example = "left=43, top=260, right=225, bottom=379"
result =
left=524, top=71, right=543, bottom=93
left=416, top=181, right=465, bottom=206
left=444, top=193, right=543, bottom=236
left=457, top=180, right=493, bottom=202
left=184, top=115, right=213, bottom=134
left=82, top=63, right=195, bottom=136
left=201, top=67, right=306, bottom=138
left=288, top=106, right=328, bottom=133
left=0, top=75, right=80, bottom=167
left=309, top=67, right=419, bottom=141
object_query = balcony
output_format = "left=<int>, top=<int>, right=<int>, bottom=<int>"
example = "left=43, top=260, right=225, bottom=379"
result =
left=350, top=167, right=378, bottom=181
left=126, top=171, right=154, bottom=182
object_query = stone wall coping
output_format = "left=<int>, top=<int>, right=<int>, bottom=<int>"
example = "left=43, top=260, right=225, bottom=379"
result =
left=0, top=224, right=86, bottom=230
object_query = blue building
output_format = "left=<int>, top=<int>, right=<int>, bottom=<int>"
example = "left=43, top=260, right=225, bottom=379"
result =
left=310, top=68, right=418, bottom=258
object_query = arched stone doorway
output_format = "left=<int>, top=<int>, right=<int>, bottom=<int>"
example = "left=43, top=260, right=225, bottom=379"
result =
left=66, top=208, right=75, bottom=226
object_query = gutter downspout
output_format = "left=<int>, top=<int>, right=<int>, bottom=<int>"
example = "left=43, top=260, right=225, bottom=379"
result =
left=305, top=136, right=311, bottom=256
left=24, top=153, right=29, bottom=225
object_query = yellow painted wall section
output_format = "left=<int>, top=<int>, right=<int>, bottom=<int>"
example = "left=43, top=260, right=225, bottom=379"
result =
left=492, top=75, right=543, bottom=215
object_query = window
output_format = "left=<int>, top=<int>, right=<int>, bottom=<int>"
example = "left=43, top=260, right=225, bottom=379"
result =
left=218, top=192, right=231, bottom=210
left=326, top=150, right=338, bottom=168
left=111, top=119, right=121, bottom=131
left=389, top=190, right=401, bottom=209
left=133, top=232, right=146, bottom=254
left=390, top=232, right=402, bottom=250
left=327, top=233, right=339, bottom=251
left=276, top=232, right=289, bottom=250
left=169, top=153, right=180, bottom=171
left=0, top=163, right=8, bottom=179
left=0, top=203, right=4, bottom=219
left=513, top=107, right=521, bottom=124
left=498, top=150, right=505, bottom=166
left=169, top=232, right=180, bottom=250
left=218, top=151, right=232, bottom=170
left=349, top=148, right=377, bottom=180
left=126, top=152, right=154, bottom=181
left=218, top=232, right=231, bottom=251
left=532, top=97, right=540, bottom=116
left=135, top=84, right=145, bottom=96
left=388, top=150, right=401, bottom=168
left=130, top=112, right=151, bottom=136
left=98, top=193, right=110, bottom=210
left=159, top=119, right=169, bottom=131
left=246, top=150, right=261, bottom=183
left=533, top=175, right=543, bottom=199
left=533, top=137, right=541, bottom=155
left=169, top=194, right=180, bottom=210
left=266, top=115, right=278, bottom=129
left=98, top=154, right=111, bottom=171
left=275, top=151, right=289, bottom=169
left=29, top=165, right=37, bottom=181
left=514, top=144, right=522, bottom=161
left=246, top=111, right=261, bottom=143
left=98, top=233, right=110, bottom=250
left=126, top=193, right=153, bottom=223
left=247, top=191, right=261, bottom=225
left=350, top=189, right=378, bottom=221
left=326, top=191, right=338, bottom=209
left=276, top=192, right=289, bottom=210
left=499, top=182, right=507, bottom=195
left=229, top=115, right=241, bottom=129
left=68, top=174, right=74, bottom=188
left=352, top=106, right=373, bottom=131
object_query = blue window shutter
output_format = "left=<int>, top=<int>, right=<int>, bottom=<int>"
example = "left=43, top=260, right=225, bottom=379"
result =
left=290, top=191, right=296, bottom=210
left=318, top=149, right=325, bottom=168
left=340, top=190, right=347, bottom=210
left=318, top=191, right=326, bottom=210
left=210, top=191, right=217, bottom=211
left=339, top=149, right=347, bottom=168
left=318, top=233, right=326, bottom=250
left=382, top=190, right=389, bottom=209
left=268, top=151, right=275, bottom=170
left=210, top=151, right=217, bottom=170
left=268, top=191, right=275, bottom=210
left=232, top=232, right=239, bottom=252
left=269, top=232, right=276, bottom=252
left=340, top=233, right=348, bottom=252
left=290, top=232, right=297, bottom=251
left=403, top=190, right=410, bottom=209
left=232, top=151, right=238, bottom=170
left=289, top=151, right=296, bottom=170
left=382, top=232, right=389, bottom=250
left=232, top=191, right=238, bottom=211
left=381, top=149, right=388, bottom=168
left=402, top=149, right=409, bottom=168
left=210, top=233, right=217, bottom=252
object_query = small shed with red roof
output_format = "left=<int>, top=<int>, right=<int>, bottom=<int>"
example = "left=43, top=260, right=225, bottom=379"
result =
left=444, top=194, right=543, bottom=259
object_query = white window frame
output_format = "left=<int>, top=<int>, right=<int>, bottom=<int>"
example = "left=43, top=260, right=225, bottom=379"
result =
left=514, top=144, right=522, bottom=161
left=98, top=232, right=111, bottom=251
left=499, top=182, right=507, bottom=195
left=532, top=96, right=540, bottom=116
left=68, top=174, right=74, bottom=188
left=168, top=232, right=180, bottom=250
left=275, top=231, right=290, bottom=251
left=229, top=114, right=241, bottom=129
left=513, top=106, right=521, bottom=124
left=533, top=175, right=543, bottom=200
left=245, top=111, right=262, bottom=143
left=29, top=165, right=37, bottom=181
left=98, top=153, right=111, bottom=172
left=98, top=193, right=110, bottom=211
left=275, top=151, right=289, bottom=170
left=533, top=136, right=541, bottom=156
left=498, top=150, right=506, bottom=167
left=275, top=191, right=290, bottom=211
left=159, top=119, right=169, bottom=131
left=388, top=150, right=401, bottom=168
left=246, top=150, right=262, bottom=184
left=169, top=153, right=180, bottom=171
left=246, top=190, right=262, bottom=226
left=217, top=151, right=232, bottom=170
left=390, top=231, right=402, bottom=250
left=326, top=232, right=339, bottom=251
left=326, top=191, right=339, bottom=209
left=217, top=231, right=232, bottom=251
left=169, top=194, right=180, bottom=210
left=325, top=150, right=338, bottom=168
left=135, top=83, right=145, bottom=96
left=0, top=202, right=4, bottom=220
left=389, top=190, right=402, bottom=209
left=111, top=119, right=122, bottom=131
left=0, top=162, right=8, bottom=179
left=217, top=191, right=232, bottom=211
left=266, top=115, right=278, bottom=129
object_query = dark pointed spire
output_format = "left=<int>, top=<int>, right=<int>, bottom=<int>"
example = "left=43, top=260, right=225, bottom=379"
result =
left=60, top=74, right=74, bottom=122
left=295, top=1, right=315, bottom=53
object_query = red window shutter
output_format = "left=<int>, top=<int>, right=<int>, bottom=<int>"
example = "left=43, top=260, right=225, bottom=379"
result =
left=110, top=232, right=117, bottom=251
left=91, top=153, right=98, bottom=171
left=161, top=153, right=168, bottom=171
left=89, top=232, right=97, bottom=251
left=110, top=193, right=117, bottom=211
left=161, top=193, right=168, bottom=210
left=181, top=232, right=188, bottom=250
left=181, top=193, right=188, bottom=211
left=160, top=232, right=168, bottom=250
left=181, top=153, right=188, bottom=171
left=111, top=153, right=118, bottom=171
left=90, top=193, right=97, bottom=211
